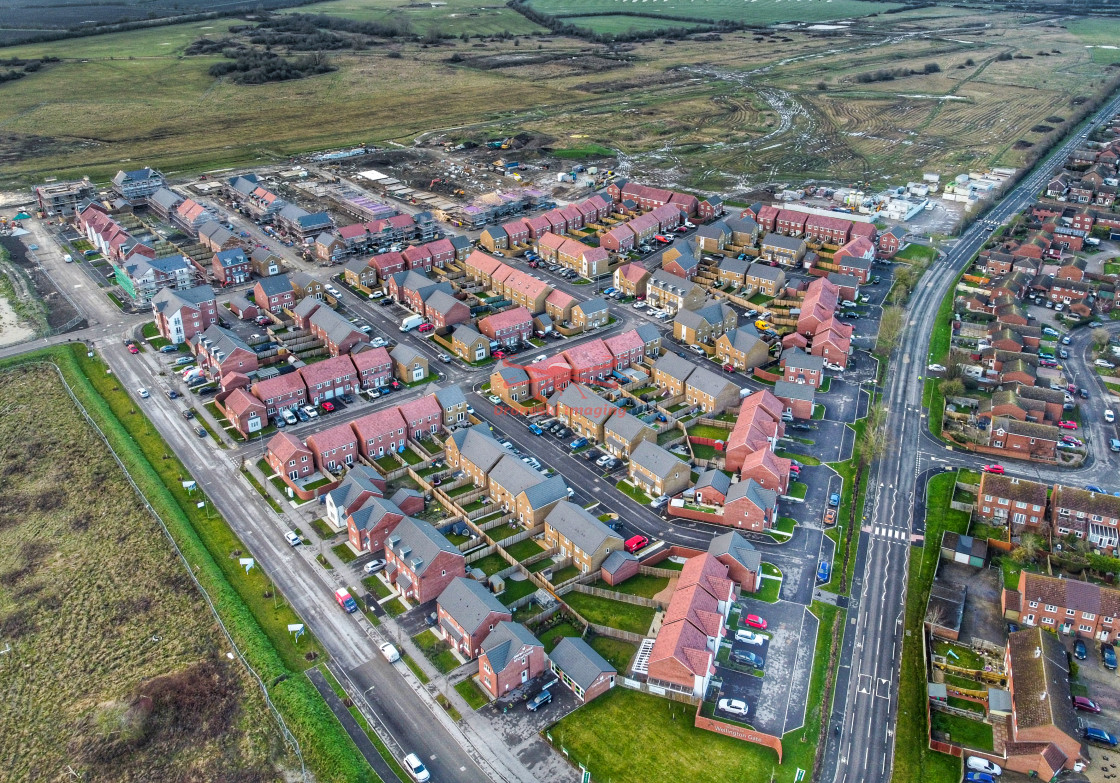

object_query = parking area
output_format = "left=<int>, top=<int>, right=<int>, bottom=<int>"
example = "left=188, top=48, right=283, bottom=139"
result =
left=712, top=598, right=817, bottom=735
left=1071, top=638, right=1120, bottom=745
left=756, top=526, right=824, bottom=606
left=784, top=463, right=832, bottom=527
left=471, top=673, right=582, bottom=775
left=821, top=378, right=864, bottom=424
left=783, top=419, right=851, bottom=463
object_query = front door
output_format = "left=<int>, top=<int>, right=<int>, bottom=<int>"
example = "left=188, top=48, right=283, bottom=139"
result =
left=521, top=668, right=529, bottom=684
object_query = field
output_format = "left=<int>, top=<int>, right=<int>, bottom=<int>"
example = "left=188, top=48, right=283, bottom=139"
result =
left=291, top=0, right=548, bottom=36
left=526, top=0, right=903, bottom=26
left=0, top=366, right=287, bottom=781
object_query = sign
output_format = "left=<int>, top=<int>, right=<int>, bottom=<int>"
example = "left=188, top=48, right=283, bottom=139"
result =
left=239, top=557, right=255, bottom=574
left=287, top=623, right=305, bottom=641
left=182, top=480, right=197, bottom=491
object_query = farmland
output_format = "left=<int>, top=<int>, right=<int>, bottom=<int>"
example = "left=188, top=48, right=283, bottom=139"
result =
left=287, top=0, right=548, bottom=37
left=0, top=366, right=288, bottom=781
left=525, top=0, right=903, bottom=28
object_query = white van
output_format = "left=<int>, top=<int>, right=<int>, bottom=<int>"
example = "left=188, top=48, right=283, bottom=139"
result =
left=400, top=314, right=424, bottom=332
left=281, top=408, right=298, bottom=425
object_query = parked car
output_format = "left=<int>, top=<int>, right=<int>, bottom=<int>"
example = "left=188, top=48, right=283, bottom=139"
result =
left=489, top=395, right=503, bottom=405
left=321, top=401, right=336, bottom=413
left=529, top=424, right=544, bottom=435
left=1106, top=409, right=1115, bottom=423
left=817, top=561, right=831, bottom=581
left=926, top=363, right=946, bottom=372
left=1074, top=696, right=1101, bottom=713
left=295, top=407, right=310, bottom=422
left=1057, top=420, right=1077, bottom=430
left=1074, top=639, right=1088, bottom=660
left=194, top=426, right=208, bottom=438
left=688, top=344, right=706, bottom=355
left=824, top=508, right=837, bottom=526
left=828, top=492, right=840, bottom=507
left=1095, top=359, right=1116, bottom=369
left=527, top=690, right=552, bottom=711
left=649, top=495, right=670, bottom=510
left=730, top=649, right=764, bottom=667
left=743, top=614, right=767, bottom=630
left=981, top=464, right=1004, bottom=474
left=403, top=753, right=430, bottom=782
left=965, top=773, right=995, bottom=783
left=364, top=559, right=386, bottom=574
left=127, top=343, right=139, bottom=354
left=379, top=642, right=400, bottom=662
left=735, top=629, right=765, bottom=645
left=595, top=454, right=612, bottom=467
left=181, top=409, right=195, bottom=420
left=417, top=323, right=434, bottom=333
left=1102, top=642, right=1118, bottom=670
left=966, top=757, right=1002, bottom=776
left=570, top=438, right=588, bottom=449
left=284, top=531, right=302, bottom=546
left=717, top=698, right=749, bottom=717
left=1086, top=727, right=1119, bottom=747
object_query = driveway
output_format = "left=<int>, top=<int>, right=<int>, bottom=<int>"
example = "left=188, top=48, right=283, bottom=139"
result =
left=470, top=674, right=582, bottom=777
left=781, top=419, right=850, bottom=463
left=785, top=464, right=831, bottom=528
left=399, top=599, right=438, bottom=637
left=756, top=525, right=824, bottom=606
left=1072, top=641, right=1120, bottom=743
left=822, top=379, right=863, bottom=424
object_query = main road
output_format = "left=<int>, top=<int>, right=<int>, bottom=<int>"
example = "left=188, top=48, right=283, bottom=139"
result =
left=824, top=89, right=1120, bottom=783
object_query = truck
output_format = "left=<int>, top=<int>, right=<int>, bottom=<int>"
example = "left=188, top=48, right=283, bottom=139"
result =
left=334, top=588, right=358, bottom=613
left=399, top=314, right=425, bottom=332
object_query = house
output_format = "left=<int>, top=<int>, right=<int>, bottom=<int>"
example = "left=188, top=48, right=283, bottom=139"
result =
left=151, top=284, right=217, bottom=345
left=987, top=417, right=1059, bottom=461
left=716, top=257, right=750, bottom=289
left=694, top=470, right=732, bottom=507
left=384, top=517, right=466, bottom=604
left=543, top=501, right=624, bottom=574
left=479, top=307, right=533, bottom=347
left=390, top=344, right=429, bottom=383
left=708, top=531, right=761, bottom=592
left=305, top=422, right=359, bottom=474
left=603, top=410, right=656, bottom=458
left=113, top=167, right=165, bottom=203
left=724, top=390, right=785, bottom=473
left=219, top=388, right=266, bottom=439
left=437, top=577, right=512, bottom=660
left=309, top=306, right=369, bottom=357
left=513, top=474, right=569, bottom=529
left=684, top=366, right=740, bottom=414
left=148, top=187, right=184, bottom=220
left=759, top=233, right=807, bottom=265
left=572, top=298, right=610, bottom=330
left=350, top=346, right=393, bottom=389
left=347, top=496, right=407, bottom=553
left=275, top=204, right=333, bottom=240
left=434, top=385, right=470, bottom=428
left=254, top=274, right=296, bottom=314
left=343, top=258, right=378, bottom=290
left=478, top=622, right=547, bottom=700
left=775, top=209, right=808, bottom=236
left=1050, top=484, right=1120, bottom=551
left=652, top=353, right=695, bottom=397
left=397, top=395, right=442, bottom=441
left=452, top=323, right=493, bottom=363
left=488, top=454, right=551, bottom=515
left=832, top=237, right=875, bottom=283
left=479, top=225, right=509, bottom=252
left=772, top=380, right=815, bottom=421
left=600, top=223, right=636, bottom=253
left=192, top=325, right=258, bottom=379
left=352, top=407, right=408, bottom=460
left=745, top=263, right=786, bottom=297
left=629, top=441, right=691, bottom=498
left=614, top=263, right=651, bottom=298
left=661, top=245, right=699, bottom=280
left=299, top=354, right=358, bottom=404
left=781, top=347, right=824, bottom=388
left=715, top=328, right=769, bottom=370
left=445, top=424, right=508, bottom=486
left=325, top=466, right=387, bottom=529
left=550, top=637, right=617, bottom=703
left=647, top=269, right=705, bottom=313
left=723, top=479, right=778, bottom=531
left=116, top=254, right=197, bottom=302
left=647, top=554, right=735, bottom=696
left=424, top=290, right=471, bottom=330
left=249, top=248, right=283, bottom=278
left=695, top=220, right=730, bottom=253
left=635, top=323, right=662, bottom=358
left=525, top=355, right=572, bottom=401
left=1005, top=572, right=1119, bottom=644
left=737, top=448, right=791, bottom=495
left=266, top=432, right=314, bottom=481
left=673, top=301, right=736, bottom=345
left=562, top=339, right=614, bottom=383
left=804, top=213, right=851, bottom=245
left=502, top=269, right=551, bottom=315
left=549, top=384, right=617, bottom=442
left=252, top=373, right=308, bottom=419
left=172, top=199, right=212, bottom=235
left=198, top=221, right=239, bottom=253
left=291, top=272, right=324, bottom=301
left=212, top=249, right=252, bottom=286
left=725, top=215, right=760, bottom=246
left=603, top=329, right=646, bottom=369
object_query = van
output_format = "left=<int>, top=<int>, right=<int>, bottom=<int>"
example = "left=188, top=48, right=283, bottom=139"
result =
left=754, top=319, right=770, bottom=331
left=625, top=535, right=649, bottom=553
left=281, top=408, right=298, bottom=426
left=334, top=588, right=358, bottom=613
left=399, top=314, right=424, bottom=332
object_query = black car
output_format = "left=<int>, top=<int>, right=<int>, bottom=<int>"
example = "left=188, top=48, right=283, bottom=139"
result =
left=731, top=650, right=764, bottom=668
left=339, top=393, right=354, bottom=404
left=379, top=297, right=394, bottom=306
left=194, top=426, right=208, bottom=438
left=296, top=408, right=310, bottom=422
left=181, top=409, right=195, bottom=420
left=165, top=389, right=179, bottom=400
left=1103, top=643, right=1118, bottom=670
left=527, top=690, right=552, bottom=711
left=1074, top=639, right=1088, bottom=660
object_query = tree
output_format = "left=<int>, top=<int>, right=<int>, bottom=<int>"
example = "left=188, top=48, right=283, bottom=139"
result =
left=859, top=406, right=891, bottom=466
left=939, top=378, right=964, bottom=398
left=1012, top=532, right=1043, bottom=564
left=923, top=62, right=941, bottom=74
left=1093, top=327, right=1110, bottom=350
left=876, top=305, right=904, bottom=356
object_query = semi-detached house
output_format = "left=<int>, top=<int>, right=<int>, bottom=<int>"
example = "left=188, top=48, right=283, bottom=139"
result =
left=298, top=354, right=358, bottom=404
left=437, top=577, right=511, bottom=660
left=305, top=422, right=358, bottom=474
left=385, top=517, right=465, bottom=605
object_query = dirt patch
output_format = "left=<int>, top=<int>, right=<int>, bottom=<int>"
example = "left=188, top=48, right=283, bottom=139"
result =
left=1, top=235, right=83, bottom=332
left=651, top=576, right=678, bottom=605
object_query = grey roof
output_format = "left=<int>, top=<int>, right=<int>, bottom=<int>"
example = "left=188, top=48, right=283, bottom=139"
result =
left=485, top=225, right=508, bottom=240
left=434, top=384, right=467, bottom=410
left=421, top=281, right=456, bottom=303
left=630, top=440, right=686, bottom=480
left=545, top=501, right=618, bottom=557
left=325, top=465, right=384, bottom=512
left=718, top=257, right=750, bottom=276
left=722, top=328, right=763, bottom=356
left=695, top=220, right=729, bottom=240
left=577, top=297, right=609, bottom=315
left=228, top=174, right=259, bottom=195
left=348, top=497, right=403, bottom=532
left=229, top=293, right=254, bottom=312
left=481, top=621, right=542, bottom=673
left=297, top=210, right=332, bottom=229
left=675, top=300, right=731, bottom=330
left=151, top=284, right=214, bottom=314
left=695, top=469, right=732, bottom=496
left=686, top=366, right=735, bottom=399
left=291, top=271, right=317, bottom=290
left=836, top=253, right=872, bottom=271
left=315, top=231, right=339, bottom=246
left=654, top=353, right=695, bottom=383
left=215, top=248, right=248, bottom=268
left=496, top=365, right=530, bottom=385
left=827, top=272, right=860, bottom=289
left=193, top=324, right=251, bottom=358
left=747, top=262, right=784, bottom=282
left=256, top=274, right=294, bottom=297
left=550, top=637, right=615, bottom=689
left=438, top=577, right=508, bottom=633
left=549, top=384, right=617, bottom=424
left=278, top=204, right=308, bottom=222
left=392, top=270, right=437, bottom=295
left=146, top=254, right=193, bottom=274
left=292, top=296, right=322, bottom=320
left=521, top=473, right=569, bottom=510
left=386, top=516, right=460, bottom=578
left=725, top=216, right=759, bottom=236
left=389, top=487, right=423, bottom=508
left=114, top=167, right=158, bottom=185
left=450, top=425, right=506, bottom=472
left=782, top=347, right=824, bottom=372
left=761, top=233, right=806, bottom=252
left=490, top=454, right=548, bottom=497
left=605, top=410, right=654, bottom=442
left=311, top=306, right=365, bottom=347
left=452, top=324, right=485, bottom=345
left=666, top=243, right=697, bottom=270
left=601, top=549, right=638, bottom=576
left=198, top=220, right=233, bottom=245
left=424, top=289, right=463, bottom=317
left=148, top=187, right=183, bottom=212
left=773, top=380, right=815, bottom=403
left=449, top=235, right=472, bottom=251
left=390, top=343, right=425, bottom=366
left=726, top=479, right=778, bottom=512
left=649, top=268, right=693, bottom=294
left=635, top=323, right=660, bottom=345
left=708, top=530, right=761, bottom=573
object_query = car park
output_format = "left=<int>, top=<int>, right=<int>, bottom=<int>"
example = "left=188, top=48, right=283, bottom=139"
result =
left=403, top=753, right=430, bottom=782
left=284, top=531, right=302, bottom=546
left=717, top=698, right=749, bottom=717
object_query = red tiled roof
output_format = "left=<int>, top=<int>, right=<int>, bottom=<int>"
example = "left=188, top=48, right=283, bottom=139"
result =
left=776, top=209, right=808, bottom=225
left=563, top=339, right=613, bottom=370
left=299, top=354, right=356, bottom=388
left=268, top=432, right=307, bottom=464
left=805, top=213, right=852, bottom=232
left=397, top=395, right=441, bottom=424
left=834, top=236, right=874, bottom=261
left=370, top=252, right=405, bottom=273
left=604, top=329, right=644, bottom=357
left=466, top=250, right=504, bottom=277
left=224, top=387, right=264, bottom=417
left=538, top=232, right=568, bottom=253
left=253, top=372, right=307, bottom=400
left=505, top=269, right=551, bottom=300
left=307, top=422, right=357, bottom=454
left=677, top=553, right=734, bottom=602
left=339, top=223, right=369, bottom=240
left=480, top=306, right=532, bottom=332
left=352, top=407, right=406, bottom=442
left=616, top=263, right=648, bottom=283
left=350, top=347, right=391, bottom=373
left=547, top=289, right=576, bottom=309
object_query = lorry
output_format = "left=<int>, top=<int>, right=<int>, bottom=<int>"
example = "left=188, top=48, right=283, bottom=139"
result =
left=334, top=588, right=358, bottom=613
left=399, top=314, right=425, bottom=332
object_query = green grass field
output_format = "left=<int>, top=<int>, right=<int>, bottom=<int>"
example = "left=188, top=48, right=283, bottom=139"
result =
left=526, top=0, right=901, bottom=26
left=1066, top=19, right=1120, bottom=64
left=289, top=0, right=547, bottom=36
left=559, top=14, right=713, bottom=33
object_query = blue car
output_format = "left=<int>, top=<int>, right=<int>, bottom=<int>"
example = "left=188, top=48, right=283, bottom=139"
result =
left=570, top=438, right=588, bottom=450
left=817, top=561, right=831, bottom=582
left=1087, top=485, right=1105, bottom=494
left=528, top=424, right=544, bottom=436
left=965, top=773, right=994, bottom=783
left=828, top=493, right=840, bottom=507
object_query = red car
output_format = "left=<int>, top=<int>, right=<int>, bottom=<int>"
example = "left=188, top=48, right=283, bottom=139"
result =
left=1058, top=420, right=1077, bottom=430
left=744, top=614, right=767, bottom=630
left=1074, top=696, right=1101, bottom=713
left=127, top=344, right=139, bottom=354
left=823, top=508, right=836, bottom=526
left=723, top=363, right=736, bottom=373
left=321, top=401, right=335, bottom=412
left=981, top=464, right=1004, bottom=474
left=417, top=323, right=434, bottom=333
left=493, top=350, right=506, bottom=359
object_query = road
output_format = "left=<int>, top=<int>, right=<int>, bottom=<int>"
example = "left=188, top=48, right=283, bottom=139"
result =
left=823, top=87, right=1120, bottom=783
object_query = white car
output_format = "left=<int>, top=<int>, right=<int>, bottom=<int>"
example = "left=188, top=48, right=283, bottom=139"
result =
left=532, top=354, right=547, bottom=363
left=824, top=362, right=844, bottom=372
left=364, top=558, right=386, bottom=574
left=735, top=629, right=765, bottom=645
left=137, top=387, right=150, bottom=398
left=403, top=753, right=430, bottom=782
left=284, top=531, right=302, bottom=546
left=717, top=698, right=749, bottom=717
left=689, top=344, right=706, bottom=355
left=684, top=221, right=696, bottom=229
left=379, top=642, right=400, bottom=663
left=281, top=409, right=298, bottom=426
left=1096, top=359, right=1116, bottom=369
left=632, top=301, right=647, bottom=309
left=650, top=495, right=670, bottom=509
left=966, top=757, right=1002, bottom=776
left=927, top=363, right=946, bottom=372
left=488, top=395, right=503, bottom=405
left=302, top=405, right=319, bottom=419
left=1106, top=410, right=1115, bottom=423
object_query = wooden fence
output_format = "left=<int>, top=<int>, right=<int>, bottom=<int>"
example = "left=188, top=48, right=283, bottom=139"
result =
left=568, top=582, right=665, bottom=610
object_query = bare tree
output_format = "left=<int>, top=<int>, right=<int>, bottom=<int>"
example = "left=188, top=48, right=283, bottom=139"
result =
left=876, top=305, right=905, bottom=356
left=859, top=405, right=891, bottom=465
left=1092, top=327, right=1110, bottom=350
left=939, top=378, right=964, bottom=399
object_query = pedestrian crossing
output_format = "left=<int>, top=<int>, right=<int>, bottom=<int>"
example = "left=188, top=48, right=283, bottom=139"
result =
left=862, top=525, right=910, bottom=541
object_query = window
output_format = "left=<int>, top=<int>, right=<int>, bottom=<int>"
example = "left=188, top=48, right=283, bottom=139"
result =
left=1045, top=604, right=1057, bottom=613
left=1042, top=616, right=1055, bottom=625
left=1067, top=609, right=1076, bottom=617
left=1028, top=601, right=1038, bottom=609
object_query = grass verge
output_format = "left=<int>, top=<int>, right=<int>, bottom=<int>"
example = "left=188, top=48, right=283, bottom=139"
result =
left=455, top=678, right=491, bottom=710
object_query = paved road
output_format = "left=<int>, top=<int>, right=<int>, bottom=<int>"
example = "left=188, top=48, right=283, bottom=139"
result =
left=823, top=86, right=1120, bottom=783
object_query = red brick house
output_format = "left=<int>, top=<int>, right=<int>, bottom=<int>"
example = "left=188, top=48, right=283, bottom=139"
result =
left=975, top=474, right=1048, bottom=534
left=266, top=432, right=314, bottom=480
left=550, top=637, right=616, bottom=704
left=151, top=284, right=217, bottom=345
left=604, top=329, right=645, bottom=369
left=402, top=244, right=434, bottom=273
left=560, top=204, right=584, bottom=230
left=1005, top=572, right=1119, bottom=643
left=987, top=417, right=1058, bottom=461
left=650, top=203, right=683, bottom=231
left=478, top=622, right=547, bottom=699
left=542, top=209, right=568, bottom=235
left=877, top=226, right=905, bottom=256
left=775, top=209, right=808, bottom=236
left=299, top=354, right=359, bottom=404
left=781, top=347, right=824, bottom=388
left=563, top=339, right=614, bottom=383
left=252, top=372, right=308, bottom=419
left=192, top=326, right=258, bottom=379
left=370, top=251, right=406, bottom=280
left=723, top=479, right=779, bottom=531
left=737, top=447, right=791, bottom=494
left=346, top=496, right=405, bottom=553
left=212, top=249, right=252, bottom=286
left=325, top=465, right=387, bottom=529
left=479, top=307, right=533, bottom=347
left=218, top=387, right=266, bottom=438
left=437, top=577, right=512, bottom=660
left=804, top=213, right=852, bottom=244
left=423, top=290, right=471, bottom=329
left=397, top=395, right=442, bottom=441
left=600, top=223, right=636, bottom=253
left=725, top=390, right=785, bottom=474
left=306, top=422, right=359, bottom=474
left=254, top=274, right=296, bottom=314
left=309, top=306, right=369, bottom=357
left=708, top=532, right=761, bottom=593
left=384, top=517, right=466, bottom=604
left=832, top=237, right=875, bottom=283
left=503, top=219, right=531, bottom=246
left=1050, top=485, right=1120, bottom=552
left=352, top=407, right=408, bottom=460
left=350, top=346, right=393, bottom=389
left=526, top=356, right=572, bottom=400
left=523, top=215, right=551, bottom=240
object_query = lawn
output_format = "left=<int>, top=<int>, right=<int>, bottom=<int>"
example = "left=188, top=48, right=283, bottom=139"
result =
left=607, top=574, right=670, bottom=599
left=0, top=367, right=290, bottom=781
left=930, top=712, right=994, bottom=752
left=894, top=243, right=938, bottom=265
left=564, top=592, right=656, bottom=635
left=588, top=635, right=638, bottom=673
left=550, top=564, right=582, bottom=584
left=470, top=552, right=509, bottom=577
left=455, top=678, right=492, bottom=711
left=486, top=522, right=521, bottom=543
left=538, top=620, right=584, bottom=652
left=362, top=574, right=393, bottom=600
left=788, top=482, right=808, bottom=500
left=687, top=423, right=730, bottom=440
left=498, top=577, right=539, bottom=606
left=331, top=542, right=358, bottom=564
left=755, top=573, right=783, bottom=604
left=504, top=537, right=547, bottom=562
left=413, top=630, right=461, bottom=675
